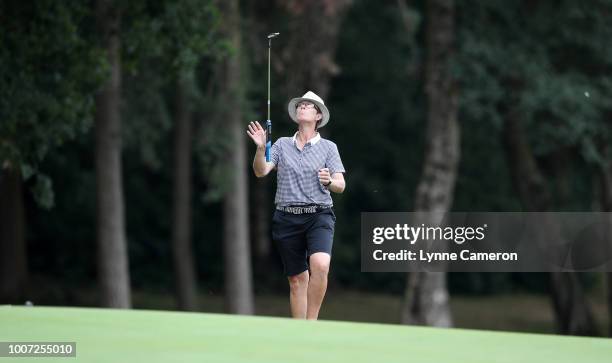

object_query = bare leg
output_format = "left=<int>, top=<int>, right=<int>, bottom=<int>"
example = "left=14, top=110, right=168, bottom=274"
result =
left=306, top=252, right=331, bottom=320
left=288, top=270, right=309, bottom=319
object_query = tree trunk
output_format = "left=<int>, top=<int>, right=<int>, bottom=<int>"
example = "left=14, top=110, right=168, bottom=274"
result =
left=171, top=78, right=199, bottom=311
left=608, top=273, right=612, bottom=337
left=221, top=0, right=254, bottom=315
left=281, top=0, right=352, bottom=99
left=94, top=0, right=131, bottom=308
left=502, top=95, right=598, bottom=336
left=252, top=178, right=271, bottom=263
left=599, top=150, right=612, bottom=336
left=549, top=272, right=598, bottom=336
left=0, top=165, right=28, bottom=303
left=400, top=0, right=459, bottom=327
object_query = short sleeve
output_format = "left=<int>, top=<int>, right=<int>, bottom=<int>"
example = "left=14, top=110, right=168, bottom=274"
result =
left=327, top=143, right=345, bottom=175
left=270, top=138, right=281, bottom=166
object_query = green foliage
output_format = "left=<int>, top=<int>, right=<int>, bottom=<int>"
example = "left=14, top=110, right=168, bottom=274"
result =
left=121, top=0, right=226, bottom=171
left=456, top=0, right=612, bottom=161
left=451, top=0, right=612, bottom=214
left=328, top=0, right=425, bottom=291
left=0, top=1, right=105, bottom=207
left=18, top=0, right=612, bottom=296
left=122, top=0, right=225, bottom=79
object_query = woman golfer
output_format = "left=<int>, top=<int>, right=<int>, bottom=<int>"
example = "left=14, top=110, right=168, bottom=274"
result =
left=246, top=91, right=346, bottom=320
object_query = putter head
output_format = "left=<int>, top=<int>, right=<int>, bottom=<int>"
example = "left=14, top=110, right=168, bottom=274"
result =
left=267, top=32, right=280, bottom=39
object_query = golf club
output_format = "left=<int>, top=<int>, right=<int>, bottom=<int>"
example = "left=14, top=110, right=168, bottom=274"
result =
left=266, top=32, right=280, bottom=162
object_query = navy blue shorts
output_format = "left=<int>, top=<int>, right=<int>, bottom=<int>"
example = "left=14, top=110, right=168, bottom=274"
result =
left=271, top=208, right=336, bottom=276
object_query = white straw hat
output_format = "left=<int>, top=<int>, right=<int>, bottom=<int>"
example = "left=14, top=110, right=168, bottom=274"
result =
left=287, top=91, right=330, bottom=128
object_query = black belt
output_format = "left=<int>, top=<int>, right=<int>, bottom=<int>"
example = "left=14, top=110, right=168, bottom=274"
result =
left=276, top=204, right=332, bottom=215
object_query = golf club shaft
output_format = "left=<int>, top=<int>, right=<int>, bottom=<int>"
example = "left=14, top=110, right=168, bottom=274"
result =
left=265, top=33, right=279, bottom=162
left=265, top=39, right=271, bottom=162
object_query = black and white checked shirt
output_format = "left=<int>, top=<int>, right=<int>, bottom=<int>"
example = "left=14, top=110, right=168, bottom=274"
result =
left=270, top=131, right=345, bottom=207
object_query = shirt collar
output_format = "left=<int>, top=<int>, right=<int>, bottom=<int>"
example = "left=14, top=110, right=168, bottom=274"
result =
left=293, top=131, right=321, bottom=146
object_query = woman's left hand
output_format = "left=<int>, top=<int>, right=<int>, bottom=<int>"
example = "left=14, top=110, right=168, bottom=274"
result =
left=318, top=168, right=331, bottom=186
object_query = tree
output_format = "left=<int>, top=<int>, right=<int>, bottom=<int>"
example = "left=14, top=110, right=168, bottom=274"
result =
left=252, top=178, right=272, bottom=267
left=161, top=0, right=221, bottom=312
left=118, top=0, right=222, bottom=310
left=171, top=78, right=199, bottom=311
left=279, top=0, right=353, bottom=100
left=220, top=0, right=255, bottom=314
left=455, top=0, right=611, bottom=335
left=595, top=138, right=612, bottom=336
left=0, top=0, right=103, bottom=304
left=400, top=0, right=459, bottom=327
left=502, top=99, right=598, bottom=336
left=0, top=167, right=27, bottom=303
left=95, top=0, right=131, bottom=308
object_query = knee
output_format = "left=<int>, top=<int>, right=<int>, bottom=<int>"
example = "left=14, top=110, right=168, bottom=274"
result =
left=288, top=271, right=309, bottom=291
left=309, top=254, right=330, bottom=277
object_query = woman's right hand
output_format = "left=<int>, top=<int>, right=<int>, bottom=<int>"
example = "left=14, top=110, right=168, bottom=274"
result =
left=246, top=121, right=266, bottom=148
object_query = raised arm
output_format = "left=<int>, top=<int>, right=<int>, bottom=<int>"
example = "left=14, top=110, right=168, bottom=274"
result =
left=247, top=121, right=275, bottom=177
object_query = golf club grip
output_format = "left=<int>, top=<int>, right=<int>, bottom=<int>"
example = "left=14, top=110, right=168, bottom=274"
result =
left=265, top=120, right=272, bottom=162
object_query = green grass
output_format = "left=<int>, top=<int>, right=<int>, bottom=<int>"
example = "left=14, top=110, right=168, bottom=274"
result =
left=27, top=280, right=610, bottom=336
left=1, top=305, right=610, bottom=363
left=126, top=290, right=609, bottom=335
